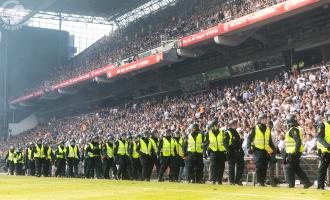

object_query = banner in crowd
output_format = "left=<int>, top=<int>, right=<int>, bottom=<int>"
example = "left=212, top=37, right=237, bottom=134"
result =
left=107, top=53, right=163, bottom=78
left=177, top=0, right=321, bottom=47
left=10, top=90, right=44, bottom=104
left=51, top=64, right=115, bottom=90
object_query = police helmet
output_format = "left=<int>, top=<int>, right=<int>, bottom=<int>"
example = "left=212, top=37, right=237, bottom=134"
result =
left=209, top=118, right=218, bottom=128
left=188, top=123, right=199, bottom=132
left=257, top=113, right=267, bottom=122
left=286, top=114, right=297, bottom=126
left=324, top=109, right=330, bottom=117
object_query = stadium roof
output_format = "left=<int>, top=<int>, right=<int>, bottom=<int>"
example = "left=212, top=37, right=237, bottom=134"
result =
left=0, top=0, right=151, bottom=18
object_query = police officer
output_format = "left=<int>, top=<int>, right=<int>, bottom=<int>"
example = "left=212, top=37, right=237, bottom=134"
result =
left=205, top=119, right=226, bottom=185
left=224, top=119, right=244, bottom=185
left=185, top=123, right=204, bottom=183
left=317, top=109, right=330, bottom=190
left=114, top=133, right=129, bottom=180
left=5, top=146, right=16, bottom=175
left=150, top=129, right=160, bottom=176
left=136, top=131, right=153, bottom=181
left=129, top=134, right=141, bottom=180
left=14, top=147, right=24, bottom=175
left=82, top=140, right=90, bottom=178
left=55, top=141, right=66, bottom=177
left=44, top=142, right=54, bottom=177
left=34, top=138, right=45, bottom=177
left=66, top=139, right=80, bottom=177
left=173, top=130, right=185, bottom=182
left=25, top=142, right=35, bottom=176
left=102, top=136, right=117, bottom=179
left=284, top=114, right=312, bottom=188
left=85, top=136, right=103, bottom=178
left=247, top=113, right=275, bottom=186
left=158, top=129, right=176, bottom=182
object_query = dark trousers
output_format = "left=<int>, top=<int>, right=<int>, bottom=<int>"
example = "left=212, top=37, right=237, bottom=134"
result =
left=172, top=156, right=184, bottom=181
left=228, top=151, right=244, bottom=184
left=151, top=155, right=160, bottom=176
left=43, top=159, right=51, bottom=177
left=35, top=158, right=45, bottom=177
left=187, top=152, right=204, bottom=183
left=84, top=158, right=89, bottom=177
left=55, top=159, right=66, bottom=177
left=86, top=157, right=102, bottom=178
left=28, top=160, right=35, bottom=176
left=159, top=156, right=174, bottom=181
left=131, top=157, right=141, bottom=180
left=103, top=157, right=117, bottom=179
left=253, top=150, right=269, bottom=184
left=209, top=151, right=226, bottom=183
left=67, top=158, right=79, bottom=177
left=15, top=163, right=24, bottom=175
left=140, top=155, right=152, bottom=181
left=318, top=153, right=330, bottom=189
left=285, top=153, right=310, bottom=188
left=117, top=155, right=129, bottom=180
left=8, top=161, right=15, bottom=175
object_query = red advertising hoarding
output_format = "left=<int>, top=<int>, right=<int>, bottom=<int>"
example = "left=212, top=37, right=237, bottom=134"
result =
left=10, top=90, right=44, bottom=104
left=51, top=64, right=115, bottom=90
left=107, top=53, right=163, bottom=78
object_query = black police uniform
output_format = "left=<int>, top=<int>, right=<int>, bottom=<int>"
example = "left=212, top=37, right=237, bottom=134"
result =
left=25, top=146, right=35, bottom=176
left=66, top=145, right=80, bottom=177
left=55, top=145, right=66, bottom=177
left=85, top=142, right=103, bottom=178
left=284, top=126, right=311, bottom=188
left=33, top=143, right=45, bottom=177
left=136, top=137, right=153, bottom=181
left=150, top=136, right=160, bottom=176
left=184, top=131, right=204, bottom=183
left=5, top=149, right=15, bottom=175
left=43, top=146, right=54, bottom=177
left=102, top=142, right=117, bottom=179
left=114, top=139, right=129, bottom=180
left=224, top=128, right=244, bottom=185
left=205, top=129, right=226, bottom=184
left=172, top=136, right=185, bottom=181
left=128, top=140, right=141, bottom=180
left=158, top=136, right=176, bottom=182
left=247, top=123, right=275, bottom=186
left=15, top=151, right=25, bottom=175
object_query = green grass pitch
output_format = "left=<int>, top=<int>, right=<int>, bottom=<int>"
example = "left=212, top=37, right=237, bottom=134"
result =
left=0, top=175, right=329, bottom=200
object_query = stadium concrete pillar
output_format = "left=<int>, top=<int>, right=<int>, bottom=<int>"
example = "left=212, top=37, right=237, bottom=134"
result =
left=0, top=29, right=9, bottom=140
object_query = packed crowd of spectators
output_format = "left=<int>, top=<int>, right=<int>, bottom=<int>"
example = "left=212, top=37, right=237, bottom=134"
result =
left=10, top=0, right=286, bottom=101
left=2, top=60, right=329, bottom=159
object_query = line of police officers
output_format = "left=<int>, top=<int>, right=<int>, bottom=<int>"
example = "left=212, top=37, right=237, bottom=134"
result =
left=4, top=110, right=330, bottom=189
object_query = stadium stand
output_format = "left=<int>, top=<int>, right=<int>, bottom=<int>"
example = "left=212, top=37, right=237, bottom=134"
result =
left=9, top=0, right=287, bottom=101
